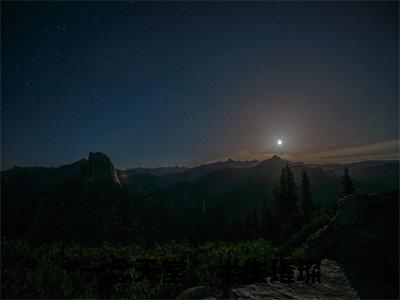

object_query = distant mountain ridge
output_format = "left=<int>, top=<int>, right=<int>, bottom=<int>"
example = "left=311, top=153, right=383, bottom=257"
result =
left=298, top=160, right=399, bottom=186
left=161, top=158, right=261, bottom=183
left=4, top=153, right=398, bottom=182
left=150, top=155, right=343, bottom=220
left=3, top=153, right=398, bottom=196
left=2, top=152, right=398, bottom=244
left=117, top=166, right=188, bottom=178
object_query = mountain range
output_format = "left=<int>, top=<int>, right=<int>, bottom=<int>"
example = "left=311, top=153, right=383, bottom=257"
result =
left=1, top=152, right=398, bottom=245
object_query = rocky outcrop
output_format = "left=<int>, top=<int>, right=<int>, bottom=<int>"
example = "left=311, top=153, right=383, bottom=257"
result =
left=84, top=152, right=121, bottom=184
left=177, top=260, right=359, bottom=299
left=229, top=259, right=359, bottom=299
left=306, top=190, right=399, bottom=299
left=176, top=286, right=220, bottom=299
left=2, top=152, right=128, bottom=244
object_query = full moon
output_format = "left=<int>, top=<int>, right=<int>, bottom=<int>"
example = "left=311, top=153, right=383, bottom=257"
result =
left=277, top=139, right=283, bottom=146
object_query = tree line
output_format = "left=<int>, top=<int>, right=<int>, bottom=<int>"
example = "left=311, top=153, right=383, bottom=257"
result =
left=107, top=164, right=356, bottom=245
left=229, top=165, right=356, bottom=242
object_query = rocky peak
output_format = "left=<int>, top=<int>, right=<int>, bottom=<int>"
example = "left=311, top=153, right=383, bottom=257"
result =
left=257, top=155, right=285, bottom=168
left=84, top=152, right=120, bottom=184
left=270, top=155, right=282, bottom=161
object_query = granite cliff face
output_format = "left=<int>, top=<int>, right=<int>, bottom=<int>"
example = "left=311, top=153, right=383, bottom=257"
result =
left=1, top=152, right=124, bottom=243
left=84, top=152, right=121, bottom=184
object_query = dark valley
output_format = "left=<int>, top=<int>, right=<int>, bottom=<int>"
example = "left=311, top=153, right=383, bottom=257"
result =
left=1, top=152, right=399, bottom=298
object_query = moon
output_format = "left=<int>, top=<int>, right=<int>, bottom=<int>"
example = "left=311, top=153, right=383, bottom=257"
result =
left=276, top=139, right=283, bottom=146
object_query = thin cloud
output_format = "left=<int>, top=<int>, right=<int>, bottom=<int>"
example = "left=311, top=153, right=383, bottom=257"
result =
left=297, top=139, right=399, bottom=164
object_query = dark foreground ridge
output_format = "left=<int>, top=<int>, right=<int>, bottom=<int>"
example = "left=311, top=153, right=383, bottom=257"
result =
left=177, top=190, right=399, bottom=299
left=230, top=260, right=360, bottom=299
left=1, top=152, right=398, bottom=299
left=177, top=259, right=359, bottom=299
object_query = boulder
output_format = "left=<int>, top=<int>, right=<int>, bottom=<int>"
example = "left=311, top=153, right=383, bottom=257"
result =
left=229, top=259, right=359, bottom=299
left=176, top=286, right=220, bottom=299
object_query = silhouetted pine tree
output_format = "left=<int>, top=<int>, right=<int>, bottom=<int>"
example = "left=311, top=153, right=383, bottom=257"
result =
left=300, top=170, right=312, bottom=215
left=341, top=166, right=356, bottom=196
left=275, top=165, right=298, bottom=226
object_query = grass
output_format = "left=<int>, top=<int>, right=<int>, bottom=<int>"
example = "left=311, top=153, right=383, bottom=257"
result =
left=1, top=239, right=277, bottom=299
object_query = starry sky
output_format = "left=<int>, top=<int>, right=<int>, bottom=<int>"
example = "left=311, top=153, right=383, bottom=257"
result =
left=2, top=1, right=399, bottom=169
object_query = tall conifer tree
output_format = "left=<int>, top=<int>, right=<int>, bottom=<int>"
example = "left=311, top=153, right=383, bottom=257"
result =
left=342, top=166, right=356, bottom=196
left=275, top=165, right=298, bottom=225
left=300, top=170, right=312, bottom=215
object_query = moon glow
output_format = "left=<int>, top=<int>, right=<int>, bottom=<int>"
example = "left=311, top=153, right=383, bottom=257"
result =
left=277, top=139, right=283, bottom=146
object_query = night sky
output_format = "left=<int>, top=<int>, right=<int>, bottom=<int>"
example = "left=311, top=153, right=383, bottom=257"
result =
left=2, top=1, right=399, bottom=169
